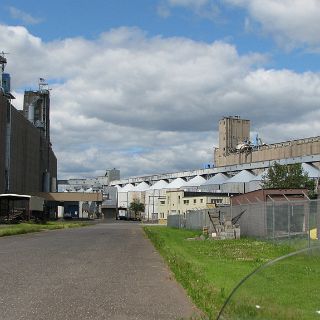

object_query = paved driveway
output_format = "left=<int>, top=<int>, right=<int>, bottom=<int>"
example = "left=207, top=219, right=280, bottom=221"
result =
left=0, top=222, right=198, bottom=320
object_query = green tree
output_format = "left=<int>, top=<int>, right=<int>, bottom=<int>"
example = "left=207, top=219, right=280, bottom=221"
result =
left=129, top=199, right=145, bottom=220
left=261, top=163, right=316, bottom=198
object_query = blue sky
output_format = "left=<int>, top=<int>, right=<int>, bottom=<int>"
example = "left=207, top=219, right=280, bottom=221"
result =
left=1, top=0, right=319, bottom=72
left=1, top=0, right=320, bottom=178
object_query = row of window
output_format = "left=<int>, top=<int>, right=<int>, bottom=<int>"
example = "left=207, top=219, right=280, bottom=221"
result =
left=162, top=198, right=224, bottom=205
left=183, top=199, right=204, bottom=204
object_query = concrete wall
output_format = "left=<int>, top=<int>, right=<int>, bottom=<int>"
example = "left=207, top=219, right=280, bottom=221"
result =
left=0, top=95, right=57, bottom=194
left=9, top=106, right=42, bottom=193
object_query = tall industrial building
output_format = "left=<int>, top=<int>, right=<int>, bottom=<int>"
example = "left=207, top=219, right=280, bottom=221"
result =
left=218, top=116, right=250, bottom=156
left=23, top=80, right=51, bottom=142
left=0, top=53, right=57, bottom=194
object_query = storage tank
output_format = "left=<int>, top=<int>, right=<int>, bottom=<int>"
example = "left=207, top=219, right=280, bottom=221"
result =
left=2, top=73, right=10, bottom=93
left=28, top=104, right=35, bottom=123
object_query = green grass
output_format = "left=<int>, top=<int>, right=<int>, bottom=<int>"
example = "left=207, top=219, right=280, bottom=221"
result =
left=144, top=226, right=320, bottom=320
left=0, top=221, right=90, bottom=237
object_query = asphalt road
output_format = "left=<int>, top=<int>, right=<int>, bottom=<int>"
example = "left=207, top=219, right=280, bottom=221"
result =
left=0, top=222, right=198, bottom=320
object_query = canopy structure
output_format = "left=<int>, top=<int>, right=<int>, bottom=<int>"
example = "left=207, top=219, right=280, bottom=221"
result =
left=201, top=173, right=229, bottom=185
left=302, top=163, right=320, bottom=178
left=120, top=183, right=135, bottom=192
left=133, top=182, right=150, bottom=192
left=221, top=170, right=256, bottom=194
left=226, top=170, right=256, bottom=183
left=165, top=178, right=186, bottom=189
left=115, top=185, right=123, bottom=192
left=0, top=194, right=31, bottom=200
left=149, top=180, right=169, bottom=190
left=199, top=173, right=229, bottom=192
left=181, top=176, right=206, bottom=187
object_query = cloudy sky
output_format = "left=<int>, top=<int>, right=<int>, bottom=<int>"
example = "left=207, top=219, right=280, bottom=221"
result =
left=1, top=0, right=320, bottom=179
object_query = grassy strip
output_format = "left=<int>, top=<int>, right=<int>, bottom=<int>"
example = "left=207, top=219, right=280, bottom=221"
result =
left=144, top=226, right=319, bottom=319
left=0, top=221, right=90, bottom=237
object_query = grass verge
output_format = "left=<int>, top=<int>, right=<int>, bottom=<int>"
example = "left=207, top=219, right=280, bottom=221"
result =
left=0, top=221, right=90, bottom=237
left=144, top=226, right=320, bottom=320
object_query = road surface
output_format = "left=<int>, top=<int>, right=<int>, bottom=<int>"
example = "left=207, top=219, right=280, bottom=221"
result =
left=0, top=222, right=198, bottom=320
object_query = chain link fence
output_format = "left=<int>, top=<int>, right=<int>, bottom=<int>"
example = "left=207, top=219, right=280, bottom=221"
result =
left=167, top=199, right=320, bottom=246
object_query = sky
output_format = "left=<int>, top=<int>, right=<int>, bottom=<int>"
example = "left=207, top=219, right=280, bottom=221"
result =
left=0, top=0, right=320, bottom=179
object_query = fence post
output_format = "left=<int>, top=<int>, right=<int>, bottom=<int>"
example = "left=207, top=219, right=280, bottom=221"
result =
left=317, top=199, right=320, bottom=241
left=302, top=193, right=311, bottom=249
left=308, top=201, right=311, bottom=249
left=289, top=203, right=292, bottom=243
left=267, top=195, right=275, bottom=241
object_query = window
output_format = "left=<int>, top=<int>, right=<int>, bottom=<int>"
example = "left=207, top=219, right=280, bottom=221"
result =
left=183, top=200, right=189, bottom=204
left=160, top=201, right=165, bottom=205
left=211, top=199, right=223, bottom=204
left=200, top=199, right=203, bottom=203
left=193, top=199, right=196, bottom=204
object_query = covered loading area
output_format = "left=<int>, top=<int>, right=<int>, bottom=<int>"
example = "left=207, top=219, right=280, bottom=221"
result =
left=33, top=192, right=103, bottom=219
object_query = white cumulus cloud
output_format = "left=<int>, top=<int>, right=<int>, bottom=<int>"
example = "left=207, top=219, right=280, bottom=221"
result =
left=224, top=0, right=320, bottom=49
left=1, top=24, right=320, bottom=178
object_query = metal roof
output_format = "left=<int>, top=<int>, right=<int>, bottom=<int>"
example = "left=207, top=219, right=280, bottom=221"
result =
left=0, top=193, right=31, bottom=199
left=224, top=170, right=256, bottom=183
left=302, top=163, right=320, bottom=178
left=133, top=182, right=150, bottom=192
left=165, top=178, right=186, bottom=189
left=149, top=180, right=169, bottom=190
left=182, top=176, right=206, bottom=187
left=202, top=173, right=229, bottom=185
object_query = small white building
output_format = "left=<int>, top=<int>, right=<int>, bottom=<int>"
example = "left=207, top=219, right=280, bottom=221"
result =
left=145, top=180, right=169, bottom=222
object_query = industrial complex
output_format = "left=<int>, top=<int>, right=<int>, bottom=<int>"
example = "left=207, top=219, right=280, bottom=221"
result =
left=214, top=116, right=320, bottom=167
left=60, top=115, right=320, bottom=223
left=0, top=53, right=57, bottom=195
left=1, top=52, right=320, bottom=227
left=0, top=54, right=108, bottom=221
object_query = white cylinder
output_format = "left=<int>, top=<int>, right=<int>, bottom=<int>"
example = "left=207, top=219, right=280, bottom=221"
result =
left=57, top=206, right=64, bottom=218
left=28, top=104, right=34, bottom=123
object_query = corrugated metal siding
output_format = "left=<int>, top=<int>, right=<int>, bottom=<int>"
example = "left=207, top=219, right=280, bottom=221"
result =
left=0, top=101, right=57, bottom=194
left=0, top=95, right=7, bottom=193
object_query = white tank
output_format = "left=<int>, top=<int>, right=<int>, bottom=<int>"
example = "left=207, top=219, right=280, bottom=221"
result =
left=57, top=206, right=64, bottom=218
left=28, top=104, right=34, bottom=123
